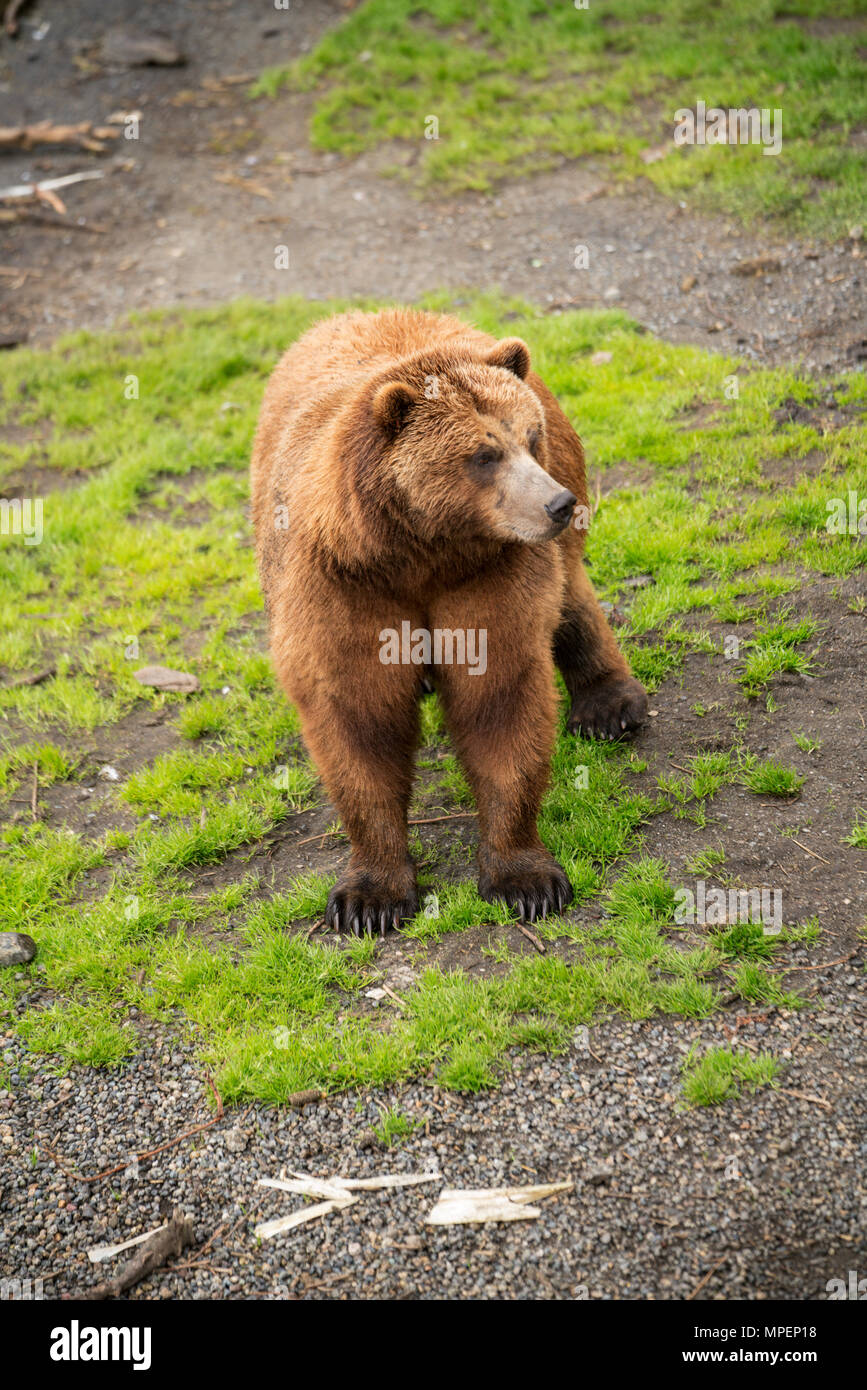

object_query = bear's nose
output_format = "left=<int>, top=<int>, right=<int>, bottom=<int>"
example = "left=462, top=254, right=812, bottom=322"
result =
left=545, top=489, right=577, bottom=526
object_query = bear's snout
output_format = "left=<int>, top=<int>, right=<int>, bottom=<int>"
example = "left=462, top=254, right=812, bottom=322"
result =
left=544, top=489, right=577, bottom=529
left=491, top=450, right=577, bottom=543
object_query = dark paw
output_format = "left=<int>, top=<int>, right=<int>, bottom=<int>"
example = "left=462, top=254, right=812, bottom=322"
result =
left=325, top=875, right=418, bottom=937
left=567, top=675, right=648, bottom=741
left=479, top=860, right=573, bottom=924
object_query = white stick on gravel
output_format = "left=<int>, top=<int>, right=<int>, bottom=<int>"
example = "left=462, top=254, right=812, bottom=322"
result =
left=87, top=1222, right=169, bottom=1264
left=425, top=1182, right=573, bottom=1226
left=0, top=171, right=106, bottom=201
left=254, top=1195, right=357, bottom=1241
left=257, top=1175, right=351, bottom=1202
left=295, top=1170, right=442, bottom=1192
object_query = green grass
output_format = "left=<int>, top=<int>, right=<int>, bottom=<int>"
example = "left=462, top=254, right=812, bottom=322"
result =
left=681, top=1045, right=781, bottom=1106
left=252, top=0, right=867, bottom=239
left=738, top=612, right=818, bottom=696
left=741, top=758, right=805, bottom=797
left=373, top=1105, right=421, bottom=1146
left=0, top=290, right=863, bottom=1103
left=845, top=814, right=867, bottom=848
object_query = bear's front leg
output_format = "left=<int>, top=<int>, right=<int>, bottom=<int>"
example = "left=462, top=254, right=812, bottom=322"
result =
left=555, top=556, right=648, bottom=740
left=289, top=656, right=421, bottom=936
left=436, top=643, right=573, bottom=924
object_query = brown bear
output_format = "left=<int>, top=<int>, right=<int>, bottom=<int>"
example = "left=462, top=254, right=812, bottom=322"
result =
left=250, top=309, right=647, bottom=933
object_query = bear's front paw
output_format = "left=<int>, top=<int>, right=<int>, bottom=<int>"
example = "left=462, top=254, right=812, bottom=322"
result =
left=326, top=871, right=418, bottom=937
left=479, top=858, right=573, bottom=924
left=567, top=674, right=648, bottom=741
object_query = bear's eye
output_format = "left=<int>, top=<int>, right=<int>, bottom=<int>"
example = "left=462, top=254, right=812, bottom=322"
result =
left=468, top=446, right=501, bottom=469
left=527, top=429, right=541, bottom=457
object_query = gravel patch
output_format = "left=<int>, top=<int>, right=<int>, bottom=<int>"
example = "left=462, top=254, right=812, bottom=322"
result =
left=2, top=972, right=863, bottom=1301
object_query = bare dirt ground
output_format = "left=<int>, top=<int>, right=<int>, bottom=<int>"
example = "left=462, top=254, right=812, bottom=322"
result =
left=1, top=0, right=866, bottom=372
left=1, top=1, right=865, bottom=1304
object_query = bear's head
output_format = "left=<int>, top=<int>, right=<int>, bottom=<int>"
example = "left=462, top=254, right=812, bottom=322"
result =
left=366, top=338, right=576, bottom=546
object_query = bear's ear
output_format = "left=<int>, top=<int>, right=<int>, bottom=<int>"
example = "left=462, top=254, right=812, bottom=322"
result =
left=372, top=380, right=417, bottom=435
left=484, top=337, right=531, bottom=380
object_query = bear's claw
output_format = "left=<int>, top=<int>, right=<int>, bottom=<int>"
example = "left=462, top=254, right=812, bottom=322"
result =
left=567, top=674, right=648, bottom=742
left=480, top=862, right=573, bottom=924
left=326, top=883, right=418, bottom=937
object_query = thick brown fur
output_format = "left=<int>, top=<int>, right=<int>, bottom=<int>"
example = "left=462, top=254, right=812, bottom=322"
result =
left=250, top=309, right=647, bottom=931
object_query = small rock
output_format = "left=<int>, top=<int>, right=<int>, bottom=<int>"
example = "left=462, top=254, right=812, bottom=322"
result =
left=133, top=666, right=200, bottom=694
left=731, top=255, right=781, bottom=277
left=0, top=933, right=37, bottom=968
left=585, top=1164, right=614, bottom=1186
left=101, top=27, right=186, bottom=67
left=224, top=1128, right=247, bottom=1154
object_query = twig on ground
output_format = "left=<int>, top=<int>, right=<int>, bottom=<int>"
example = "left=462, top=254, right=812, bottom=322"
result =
left=516, top=923, right=546, bottom=954
left=380, top=982, right=407, bottom=1009
left=43, top=1075, right=224, bottom=1183
left=295, top=828, right=345, bottom=848
left=409, top=812, right=476, bottom=826
left=9, top=209, right=107, bottom=233
left=686, top=1254, right=727, bottom=1301
left=782, top=950, right=858, bottom=974
left=173, top=1223, right=225, bottom=1271
left=0, top=122, right=120, bottom=154
left=791, top=838, right=831, bottom=866
left=778, top=1088, right=832, bottom=1111
left=0, top=170, right=105, bottom=201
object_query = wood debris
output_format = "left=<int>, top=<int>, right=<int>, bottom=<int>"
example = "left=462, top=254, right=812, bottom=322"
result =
left=425, top=1182, right=573, bottom=1226
left=329, top=1172, right=440, bottom=1192
left=0, top=122, right=120, bottom=154
left=88, top=1222, right=169, bottom=1264
left=0, top=170, right=105, bottom=207
left=214, top=170, right=273, bottom=201
left=258, top=1175, right=352, bottom=1203
left=253, top=1169, right=441, bottom=1240
left=254, top=1196, right=357, bottom=1241
left=77, top=1211, right=193, bottom=1299
left=731, top=255, right=782, bottom=277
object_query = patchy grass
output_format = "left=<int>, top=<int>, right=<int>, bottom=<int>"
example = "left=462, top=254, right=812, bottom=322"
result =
left=738, top=612, right=819, bottom=697
left=741, top=758, right=805, bottom=797
left=681, top=1044, right=781, bottom=1107
left=252, top=0, right=867, bottom=239
left=0, top=291, right=863, bottom=1104
left=845, top=814, right=867, bottom=849
left=373, top=1105, right=421, bottom=1147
